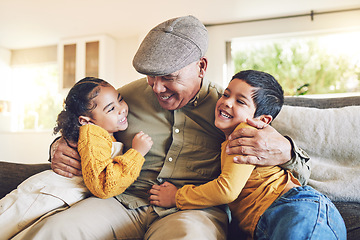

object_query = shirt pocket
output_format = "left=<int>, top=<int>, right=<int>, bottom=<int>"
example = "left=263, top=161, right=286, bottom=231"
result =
left=184, top=134, right=222, bottom=179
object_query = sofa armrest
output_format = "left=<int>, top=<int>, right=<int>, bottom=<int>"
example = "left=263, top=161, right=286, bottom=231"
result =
left=0, top=161, right=51, bottom=199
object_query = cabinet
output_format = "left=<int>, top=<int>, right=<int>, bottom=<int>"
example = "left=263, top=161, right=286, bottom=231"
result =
left=58, top=35, right=116, bottom=90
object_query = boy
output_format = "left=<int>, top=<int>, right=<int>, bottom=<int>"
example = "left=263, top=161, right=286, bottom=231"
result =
left=149, top=70, right=346, bottom=239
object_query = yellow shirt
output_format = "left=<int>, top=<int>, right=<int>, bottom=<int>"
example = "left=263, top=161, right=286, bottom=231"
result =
left=78, top=124, right=145, bottom=199
left=176, top=123, right=301, bottom=238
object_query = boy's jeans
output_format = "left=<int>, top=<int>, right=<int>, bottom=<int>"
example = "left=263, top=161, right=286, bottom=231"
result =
left=255, top=186, right=346, bottom=240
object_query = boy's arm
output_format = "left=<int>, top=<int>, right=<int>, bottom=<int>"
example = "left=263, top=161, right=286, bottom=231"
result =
left=227, top=118, right=311, bottom=185
left=176, top=155, right=254, bottom=210
left=150, top=123, right=255, bottom=210
left=149, top=153, right=254, bottom=209
left=78, top=124, right=145, bottom=199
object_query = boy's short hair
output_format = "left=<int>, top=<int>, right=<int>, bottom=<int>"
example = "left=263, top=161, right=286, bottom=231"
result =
left=231, top=70, right=284, bottom=120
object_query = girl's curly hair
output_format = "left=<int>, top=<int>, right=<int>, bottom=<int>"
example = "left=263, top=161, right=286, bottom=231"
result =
left=53, top=77, right=111, bottom=143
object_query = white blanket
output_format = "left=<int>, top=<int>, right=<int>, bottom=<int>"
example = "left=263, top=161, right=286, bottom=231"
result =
left=272, top=105, right=360, bottom=202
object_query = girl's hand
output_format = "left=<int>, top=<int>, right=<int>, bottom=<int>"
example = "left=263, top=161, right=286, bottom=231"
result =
left=132, top=131, right=153, bottom=156
left=149, top=181, right=178, bottom=208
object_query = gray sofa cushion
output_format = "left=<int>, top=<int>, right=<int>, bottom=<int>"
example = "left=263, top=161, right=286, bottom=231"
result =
left=334, top=202, right=360, bottom=240
left=284, top=96, right=360, bottom=109
left=0, top=161, right=51, bottom=199
left=285, top=96, right=360, bottom=239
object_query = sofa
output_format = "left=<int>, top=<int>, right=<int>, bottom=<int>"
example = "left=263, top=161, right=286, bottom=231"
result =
left=1, top=95, right=360, bottom=239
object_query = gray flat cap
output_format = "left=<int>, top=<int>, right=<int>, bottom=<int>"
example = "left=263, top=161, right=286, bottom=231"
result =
left=133, top=15, right=208, bottom=76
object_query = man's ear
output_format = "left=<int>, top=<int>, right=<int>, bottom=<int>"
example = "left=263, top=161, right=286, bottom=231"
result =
left=78, top=116, right=91, bottom=126
left=198, top=57, right=208, bottom=78
left=259, top=115, right=273, bottom=125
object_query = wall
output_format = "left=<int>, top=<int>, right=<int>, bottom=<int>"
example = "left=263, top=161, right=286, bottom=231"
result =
left=0, top=47, right=11, bottom=100
left=113, top=35, right=144, bottom=88
left=0, top=131, right=55, bottom=164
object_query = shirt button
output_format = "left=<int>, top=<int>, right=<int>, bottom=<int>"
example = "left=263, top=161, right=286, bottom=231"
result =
left=168, top=157, right=173, bottom=162
left=157, top=177, right=163, bottom=183
left=174, top=128, right=180, bottom=133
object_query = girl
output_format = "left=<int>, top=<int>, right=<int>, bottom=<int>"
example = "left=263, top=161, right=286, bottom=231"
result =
left=0, top=77, right=152, bottom=239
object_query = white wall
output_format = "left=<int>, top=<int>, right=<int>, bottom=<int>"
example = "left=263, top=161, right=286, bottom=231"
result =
left=0, top=47, right=11, bottom=100
left=113, top=35, right=144, bottom=88
left=0, top=131, right=54, bottom=164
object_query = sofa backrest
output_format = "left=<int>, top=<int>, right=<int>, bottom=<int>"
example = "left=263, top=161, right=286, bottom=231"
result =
left=284, top=96, right=360, bottom=109
left=273, top=95, right=360, bottom=203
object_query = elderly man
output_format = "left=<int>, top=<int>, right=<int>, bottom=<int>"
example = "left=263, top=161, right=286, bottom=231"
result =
left=20, top=15, right=309, bottom=239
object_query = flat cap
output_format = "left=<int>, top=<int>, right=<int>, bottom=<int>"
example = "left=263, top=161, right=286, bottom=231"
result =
left=133, top=15, right=208, bottom=76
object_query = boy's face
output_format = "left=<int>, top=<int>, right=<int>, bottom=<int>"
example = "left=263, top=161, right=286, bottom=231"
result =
left=88, top=86, right=129, bottom=133
left=215, top=78, right=257, bottom=137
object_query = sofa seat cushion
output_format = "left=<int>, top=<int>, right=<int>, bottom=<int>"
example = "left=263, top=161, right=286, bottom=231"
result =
left=334, top=202, right=360, bottom=240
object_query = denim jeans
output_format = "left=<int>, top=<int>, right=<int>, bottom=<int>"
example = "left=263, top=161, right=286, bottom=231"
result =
left=255, top=186, right=346, bottom=240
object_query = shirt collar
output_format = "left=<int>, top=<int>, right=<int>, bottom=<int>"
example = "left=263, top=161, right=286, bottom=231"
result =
left=186, top=79, right=209, bottom=107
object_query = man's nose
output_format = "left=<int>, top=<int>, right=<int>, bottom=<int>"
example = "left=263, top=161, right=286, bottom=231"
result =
left=152, top=77, right=166, bottom=93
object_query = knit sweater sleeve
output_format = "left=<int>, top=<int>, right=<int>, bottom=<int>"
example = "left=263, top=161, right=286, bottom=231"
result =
left=78, top=124, right=145, bottom=199
left=176, top=122, right=255, bottom=209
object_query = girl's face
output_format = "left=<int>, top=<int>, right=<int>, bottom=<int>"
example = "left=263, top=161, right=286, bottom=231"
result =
left=215, top=79, right=257, bottom=138
left=86, top=85, right=129, bottom=133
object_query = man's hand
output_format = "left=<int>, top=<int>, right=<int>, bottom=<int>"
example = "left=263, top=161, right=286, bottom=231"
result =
left=226, top=118, right=292, bottom=166
left=149, top=181, right=178, bottom=208
left=51, top=137, right=82, bottom=178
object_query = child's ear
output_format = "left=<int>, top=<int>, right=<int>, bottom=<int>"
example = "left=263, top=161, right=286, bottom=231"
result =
left=78, top=116, right=91, bottom=126
left=259, top=115, right=273, bottom=125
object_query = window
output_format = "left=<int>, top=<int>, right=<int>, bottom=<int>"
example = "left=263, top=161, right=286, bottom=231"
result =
left=206, top=7, right=360, bottom=96
left=9, top=63, right=63, bottom=131
left=230, top=31, right=360, bottom=96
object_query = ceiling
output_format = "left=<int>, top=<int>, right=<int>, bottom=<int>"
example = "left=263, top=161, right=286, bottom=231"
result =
left=1, top=0, right=360, bottom=50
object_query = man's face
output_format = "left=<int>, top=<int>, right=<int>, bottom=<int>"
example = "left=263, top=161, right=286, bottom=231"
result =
left=146, top=60, right=203, bottom=110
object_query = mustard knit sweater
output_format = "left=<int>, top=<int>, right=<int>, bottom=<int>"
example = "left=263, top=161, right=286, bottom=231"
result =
left=78, top=124, right=145, bottom=199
